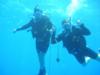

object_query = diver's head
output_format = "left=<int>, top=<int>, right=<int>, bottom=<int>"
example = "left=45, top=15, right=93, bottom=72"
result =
left=61, top=18, right=72, bottom=30
left=33, top=7, right=43, bottom=20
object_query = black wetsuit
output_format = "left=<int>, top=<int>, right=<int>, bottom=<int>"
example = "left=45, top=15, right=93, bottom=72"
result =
left=52, top=24, right=98, bottom=64
left=18, top=15, right=53, bottom=53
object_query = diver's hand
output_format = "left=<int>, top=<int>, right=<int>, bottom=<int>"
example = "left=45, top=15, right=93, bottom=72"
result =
left=13, top=29, right=18, bottom=33
left=76, top=19, right=84, bottom=27
left=13, top=26, right=21, bottom=33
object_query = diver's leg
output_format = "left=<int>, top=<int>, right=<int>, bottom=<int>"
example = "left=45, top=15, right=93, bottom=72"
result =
left=84, top=47, right=100, bottom=62
left=37, top=51, right=46, bottom=75
left=36, top=41, right=49, bottom=75
left=73, top=51, right=86, bottom=66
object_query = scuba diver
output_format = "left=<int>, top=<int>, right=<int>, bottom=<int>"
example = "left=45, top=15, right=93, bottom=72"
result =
left=13, top=6, right=55, bottom=75
left=51, top=17, right=100, bottom=65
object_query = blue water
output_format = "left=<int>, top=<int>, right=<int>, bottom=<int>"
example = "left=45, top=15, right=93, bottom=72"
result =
left=0, top=0, right=100, bottom=75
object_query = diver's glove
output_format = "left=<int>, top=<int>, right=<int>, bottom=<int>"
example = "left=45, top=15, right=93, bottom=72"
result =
left=13, top=28, right=19, bottom=33
left=13, top=26, right=22, bottom=33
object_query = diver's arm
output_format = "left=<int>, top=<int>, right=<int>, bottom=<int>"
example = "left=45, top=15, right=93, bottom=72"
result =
left=13, top=19, right=34, bottom=33
left=13, top=24, right=30, bottom=33
left=56, top=32, right=64, bottom=42
left=79, top=23, right=91, bottom=35
left=76, top=23, right=91, bottom=35
left=51, top=32, right=63, bottom=44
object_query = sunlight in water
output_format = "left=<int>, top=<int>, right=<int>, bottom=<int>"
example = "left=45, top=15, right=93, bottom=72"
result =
left=65, top=0, right=88, bottom=17
left=66, top=0, right=79, bottom=17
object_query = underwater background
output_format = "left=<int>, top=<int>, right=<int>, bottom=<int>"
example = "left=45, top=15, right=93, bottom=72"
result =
left=0, top=0, right=100, bottom=75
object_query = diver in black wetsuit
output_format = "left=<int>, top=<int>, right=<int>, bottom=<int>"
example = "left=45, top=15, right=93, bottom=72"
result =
left=13, top=7, right=55, bottom=75
left=51, top=17, right=100, bottom=65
